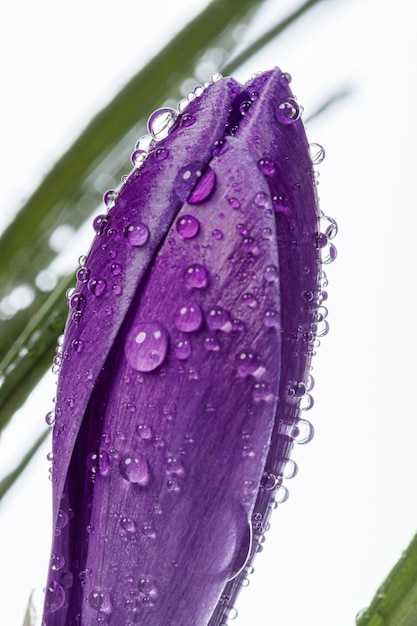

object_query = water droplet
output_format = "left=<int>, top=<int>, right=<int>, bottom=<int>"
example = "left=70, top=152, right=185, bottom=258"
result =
left=176, top=215, right=200, bottom=239
left=89, top=590, right=113, bottom=614
left=212, top=228, right=223, bottom=240
left=263, top=265, right=279, bottom=282
left=204, top=335, right=220, bottom=352
left=120, top=517, right=137, bottom=533
left=321, top=242, right=337, bottom=264
left=174, top=338, right=191, bottom=360
left=181, top=113, right=196, bottom=127
left=154, top=147, right=169, bottom=161
left=254, top=191, right=269, bottom=207
left=227, top=197, right=241, bottom=210
left=119, top=453, right=150, bottom=485
left=275, top=98, right=301, bottom=125
left=135, top=134, right=153, bottom=152
left=50, top=554, right=65, bottom=571
left=252, top=382, right=274, bottom=402
left=174, top=161, right=205, bottom=201
left=257, top=158, right=276, bottom=176
left=147, top=107, right=177, bottom=140
left=235, top=350, right=261, bottom=376
left=241, top=293, right=258, bottom=308
left=93, top=214, right=110, bottom=235
left=45, top=410, right=56, bottom=426
left=292, top=419, right=314, bottom=445
left=188, top=167, right=216, bottom=204
left=111, top=263, right=122, bottom=276
left=283, top=459, right=298, bottom=479
left=71, top=339, right=84, bottom=353
left=136, top=423, right=153, bottom=440
left=206, top=306, right=231, bottom=331
left=88, top=278, right=107, bottom=296
left=103, top=190, right=119, bottom=209
left=320, top=215, right=338, bottom=239
left=212, top=138, right=228, bottom=156
left=279, top=72, right=292, bottom=85
left=174, top=303, right=203, bottom=332
left=131, top=149, right=147, bottom=167
left=239, top=100, right=252, bottom=115
left=124, top=221, right=150, bottom=247
left=272, top=194, right=290, bottom=213
left=309, top=143, right=326, bottom=165
left=87, top=450, right=110, bottom=476
left=77, top=267, right=90, bottom=283
left=69, top=293, right=86, bottom=311
left=45, top=581, right=65, bottom=613
left=125, top=322, right=169, bottom=372
left=185, top=263, right=208, bottom=289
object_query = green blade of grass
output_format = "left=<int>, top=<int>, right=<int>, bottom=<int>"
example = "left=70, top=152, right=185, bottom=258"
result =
left=356, top=532, right=417, bottom=626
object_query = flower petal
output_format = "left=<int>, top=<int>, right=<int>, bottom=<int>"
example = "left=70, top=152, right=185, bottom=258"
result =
left=51, top=77, right=240, bottom=528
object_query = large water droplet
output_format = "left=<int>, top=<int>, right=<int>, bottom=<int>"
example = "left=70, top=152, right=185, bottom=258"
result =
left=185, top=263, right=209, bottom=289
left=119, top=453, right=150, bottom=485
left=125, top=322, right=169, bottom=372
left=88, top=590, right=113, bottom=614
left=147, top=107, right=177, bottom=140
left=206, top=306, right=231, bottom=331
left=257, top=158, right=276, bottom=176
left=88, top=277, right=107, bottom=296
left=174, top=303, right=203, bottom=332
left=174, top=338, right=191, bottom=360
left=274, top=98, right=301, bottom=125
left=176, top=215, right=200, bottom=239
left=124, top=221, right=150, bottom=247
left=309, top=143, right=326, bottom=165
left=188, top=167, right=216, bottom=204
left=174, top=161, right=205, bottom=201
left=45, top=582, right=65, bottom=613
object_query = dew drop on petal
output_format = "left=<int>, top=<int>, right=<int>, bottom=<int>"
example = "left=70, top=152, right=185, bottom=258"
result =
left=120, top=517, right=137, bottom=533
left=147, top=107, right=177, bottom=140
left=119, top=453, right=150, bottom=485
left=45, top=582, right=65, bottom=613
left=212, top=228, right=223, bottom=240
left=185, top=263, right=209, bottom=289
left=174, top=303, right=203, bottom=332
left=131, top=149, right=147, bottom=167
left=136, top=423, right=153, bottom=440
left=154, top=147, right=169, bottom=161
left=188, top=167, right=216, bottom=204
left=88, top=590, right=113, bottom=614
left=124, top=222, right=150, bottom=247
left=50, top=554, right=65, bottom=571
left=71, top=339, right=84, bottom=353
left=125, top=322, right=169, bottom=372
left=174, top=161, right=204, bottom=201
left=174, top=338, right=191, bottom=360
left=309, top=142, right=326, bottom=165
left=254, top=192, right=269, bottom=207
left=88, top=278, right=107, bottom=296
left=181, top=113, right=196, bottom=127
left=176, top=215, right=200, bottom=239
left=93, top=215, right=110, bottom=235
left=274, top=98, right=301, bottom=125
left=235, top=350, right=261, bottom=376
left=227, top=197, right=241, bottom=210
left=103, top=190, right=119, bottom=209
left=257, top=158, right=276, bottom=176
left=263, top=265, right=279, bottom=282
left=206, top=306, right=231, bottom=331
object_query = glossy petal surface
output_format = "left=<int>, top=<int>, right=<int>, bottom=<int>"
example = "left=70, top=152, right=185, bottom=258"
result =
left=43, top=68, right=321, bottom=626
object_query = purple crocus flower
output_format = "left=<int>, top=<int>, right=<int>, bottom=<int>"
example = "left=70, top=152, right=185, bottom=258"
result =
left=42, top=67, right=326, bottom=626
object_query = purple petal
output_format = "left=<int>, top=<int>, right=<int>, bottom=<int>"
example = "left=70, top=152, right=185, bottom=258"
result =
left=43, top=68, right=322, bottom=626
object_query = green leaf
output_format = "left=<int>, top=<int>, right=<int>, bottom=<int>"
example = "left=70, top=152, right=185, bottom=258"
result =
left=0, top=0, right=265, bottom=359
left=356, top=532, right=417, bottom=626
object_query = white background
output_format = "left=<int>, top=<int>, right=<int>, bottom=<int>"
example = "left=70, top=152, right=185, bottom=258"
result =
left=1, top=0, right=417, bottom=624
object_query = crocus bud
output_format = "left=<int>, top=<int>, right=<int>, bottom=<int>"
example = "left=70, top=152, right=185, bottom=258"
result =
left=42, top=68, right=331, bottom=626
